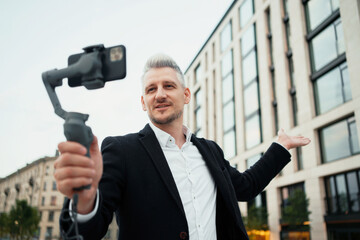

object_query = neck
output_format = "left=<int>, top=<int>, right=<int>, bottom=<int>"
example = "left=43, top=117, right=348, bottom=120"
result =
left=152, top=120, right=186, bottom=148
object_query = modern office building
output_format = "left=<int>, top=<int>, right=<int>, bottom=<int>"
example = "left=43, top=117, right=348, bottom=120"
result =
left=0, top=155, right=118, bottom=240
left=184, top=0, right=360, bottom=239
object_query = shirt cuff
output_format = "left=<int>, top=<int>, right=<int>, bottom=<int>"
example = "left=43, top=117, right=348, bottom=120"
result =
left=69, top=189, right=99, bottom=223
left=274, top=141, right=290, bottom=154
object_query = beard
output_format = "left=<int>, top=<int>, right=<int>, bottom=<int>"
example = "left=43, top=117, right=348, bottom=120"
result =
left=150, top=108, right=183, bottom=125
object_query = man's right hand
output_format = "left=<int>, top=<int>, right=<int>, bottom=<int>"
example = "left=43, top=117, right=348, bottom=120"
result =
left=54, top=135, right=103, bottom=214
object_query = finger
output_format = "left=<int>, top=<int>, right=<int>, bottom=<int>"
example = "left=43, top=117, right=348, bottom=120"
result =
left=58, top=141, right=87, bottom=155
left=57, top=178, right=93, bottom=195
left=277, top=128, right=285, bottom=135
left=54, top=153, right=94, bottom=169
left=54, top=167, right=95, bottom=181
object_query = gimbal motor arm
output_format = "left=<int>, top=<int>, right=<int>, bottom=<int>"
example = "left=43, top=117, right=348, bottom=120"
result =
left=42, top=45, right=106, bottom=190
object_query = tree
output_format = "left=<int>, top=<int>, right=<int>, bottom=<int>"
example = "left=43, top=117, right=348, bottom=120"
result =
left=7, top=199, right=41, bottom=240
left=0, top=212, right=10, bottom=238
left=244, top=205, right=269, bottom=231
left=282, top=189, right=311, bottom=228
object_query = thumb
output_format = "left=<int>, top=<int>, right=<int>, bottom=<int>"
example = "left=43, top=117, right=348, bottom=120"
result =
left=90, top=135, right=99, bottom=153
left=277, top=128, right=285, bottom=136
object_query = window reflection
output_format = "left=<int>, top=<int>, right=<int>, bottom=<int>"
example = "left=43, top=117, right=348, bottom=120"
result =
left=314, top=63, right=351, bottom=114
left=244, top=81, right=259, bottom=116
left=311, top=19, right=344, bottom=71
left=241, top=24, right=255, bottom=56
left=221, top=21, right=232, bottom=52
left=245, top=114, right=261, bottom=149
left=223, top=101, right=235, bottom=132
left=320, top=117, right=360, bottom=163
left=224, top=129, right=236, bottom=159
left=239, top=0, right=254, bottom=28
left=222, top=74, right=234, bottom=104
left=242, top=51, right=257, bottom=86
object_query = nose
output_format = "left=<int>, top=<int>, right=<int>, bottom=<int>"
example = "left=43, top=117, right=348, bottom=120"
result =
left=155, top=87, right=166, bottom=100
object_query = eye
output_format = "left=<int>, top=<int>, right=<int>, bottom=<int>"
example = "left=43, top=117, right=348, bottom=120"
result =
left=146, top=87, right=156, bottom=93
left=165, top=84, right=174, bottom=89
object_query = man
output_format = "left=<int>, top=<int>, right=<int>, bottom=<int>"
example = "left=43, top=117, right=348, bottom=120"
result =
left=54, top=54, right=310, bottom=240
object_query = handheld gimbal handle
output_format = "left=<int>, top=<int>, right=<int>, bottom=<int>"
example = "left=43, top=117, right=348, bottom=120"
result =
left=64, top=112, right=93, bottom=191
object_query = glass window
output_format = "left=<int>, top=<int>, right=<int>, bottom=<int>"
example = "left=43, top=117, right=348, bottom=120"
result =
left=45, top=227, right=53, bottom=240
left=349, top=118, right=360, bottom=154
left=245, top=113, right=261, bottom=149
left=342, top=64, right=352, bottom=102
left=221, top=21, right=232, bottom=52
left=223, top=101, right=235, bottom=132
left=221, top=50, right=233, bottom=77
left=48, top=211, right=54, bottom=222
left=52, top=181, right=56, bottom=191
left=224, top=129, right=236, bottom=159
left=222, top=74, right=234, bottom=104
left=194, top=64, right=202, bottom=84
left=307, top=0, right=339, bottom=31
left=51, top=196, right=56, bottom=206
left=239, top=0, right=254, bottom=28
left=314, top=63, right=351, bottom=114
left=244, top=81, right=259, bottom=117
left=325, top=176, right=338, bottom=213
left=246, top=153, right=262, bottom=169
left=320, top=117, right=360, bottom=163
left=195, top=108, right=202, bottom=131
left=242, top=50, right=257, bottom=86
left=336, top=174, right=349, bottom=212
left=195, top=89, right=202, bottom=108
left=311, top=19, right=345, bottom=71
left=196, top=128, right=203, bottom=138
left=347, top=172, right=359, bottom=212
left=241, top=24, right=255, bottom=56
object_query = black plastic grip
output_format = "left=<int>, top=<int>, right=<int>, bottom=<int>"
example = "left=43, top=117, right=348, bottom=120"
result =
left=64, top=112, right=93, bottom=191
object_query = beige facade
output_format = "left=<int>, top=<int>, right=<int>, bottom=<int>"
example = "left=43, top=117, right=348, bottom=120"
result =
left=185, top=0, right=360, bottom=239
left=0, top=156, right=118, bottom=240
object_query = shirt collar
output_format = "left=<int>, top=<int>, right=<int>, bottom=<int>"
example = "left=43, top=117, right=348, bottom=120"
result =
left=149, top=122, right=192, bottom=148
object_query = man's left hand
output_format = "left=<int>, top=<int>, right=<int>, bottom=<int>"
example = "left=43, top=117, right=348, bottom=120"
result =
left=277, top=128, right=311, bottom=150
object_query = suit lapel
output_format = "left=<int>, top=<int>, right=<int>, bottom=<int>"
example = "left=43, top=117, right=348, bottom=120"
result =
left=139, top=124, right=185, bottom=217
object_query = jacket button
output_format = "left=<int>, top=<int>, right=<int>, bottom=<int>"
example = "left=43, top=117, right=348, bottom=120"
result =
left=179, top=231, right=188, bottom=239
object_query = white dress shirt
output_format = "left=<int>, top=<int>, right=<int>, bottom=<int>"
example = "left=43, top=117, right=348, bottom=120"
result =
left=149, top=123, right=217, bottom=240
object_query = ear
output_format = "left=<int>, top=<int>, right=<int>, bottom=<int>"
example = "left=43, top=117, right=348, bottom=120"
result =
left=184, top=88, right=191, bottom=104
left=141, top=96, right=147, bottom=111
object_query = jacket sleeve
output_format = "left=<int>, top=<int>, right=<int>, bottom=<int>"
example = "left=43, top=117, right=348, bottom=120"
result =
left=210, top=141, right=291, bottom=201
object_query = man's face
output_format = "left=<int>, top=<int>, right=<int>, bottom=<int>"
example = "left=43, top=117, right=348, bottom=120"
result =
left=141, top=67, right=190, bottom=126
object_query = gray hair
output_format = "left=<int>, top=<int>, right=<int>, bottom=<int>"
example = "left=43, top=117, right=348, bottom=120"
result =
left=141, top=54, right=185, bottom=90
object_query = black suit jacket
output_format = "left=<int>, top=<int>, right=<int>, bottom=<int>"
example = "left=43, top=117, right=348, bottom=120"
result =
left=61, top=124, right=290, bottom=240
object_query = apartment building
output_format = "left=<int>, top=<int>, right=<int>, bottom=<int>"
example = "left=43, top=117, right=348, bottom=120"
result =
left=0, top=156, right=118, bottom=240
left=184, top=0, right=360, bottom=239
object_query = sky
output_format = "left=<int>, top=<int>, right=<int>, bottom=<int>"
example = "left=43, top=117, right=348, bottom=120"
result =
left=0, top=0, right=234, bottom=178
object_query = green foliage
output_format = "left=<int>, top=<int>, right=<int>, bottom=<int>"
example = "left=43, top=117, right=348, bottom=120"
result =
left=244, top=204, right=269, bottom=231
left=0, top=212, right=10, bottom=237
left=282, top=189, right=311, bottom=227
left=2, top=199, right=41, bottom=240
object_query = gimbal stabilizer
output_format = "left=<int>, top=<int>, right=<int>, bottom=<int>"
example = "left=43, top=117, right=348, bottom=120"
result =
left=42, top=44, right=126, bottom=189
left=42, top=44, right=126, bottom=239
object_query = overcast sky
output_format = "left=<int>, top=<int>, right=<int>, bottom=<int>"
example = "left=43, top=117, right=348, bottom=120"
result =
left=0, top=0, right=234, bottom=178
